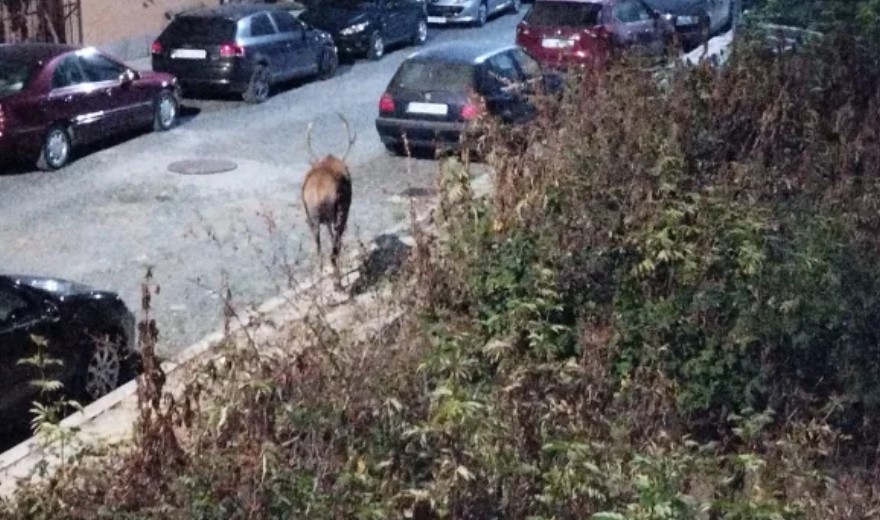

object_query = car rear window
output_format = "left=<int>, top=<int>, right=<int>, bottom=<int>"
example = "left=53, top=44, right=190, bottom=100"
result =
left=390, top=60, right=475, bottom=92
left=162, top=16, right=238, bottom=43
left=0, top=59, right=33, bottom=98
left=524, top=1, right=602, bottom=27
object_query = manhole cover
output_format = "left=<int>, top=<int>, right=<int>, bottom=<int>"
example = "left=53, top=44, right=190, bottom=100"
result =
left=168, top=159, right=238, bottom=175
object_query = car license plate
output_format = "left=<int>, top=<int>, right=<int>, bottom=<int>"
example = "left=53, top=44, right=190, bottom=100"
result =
left=541, top=37, right=572, bottom=49
left=427, top=16, right=447, bottom=24
left=407, top=102, right=449, bottom=115
left=170, top=48, right=207, bottom=59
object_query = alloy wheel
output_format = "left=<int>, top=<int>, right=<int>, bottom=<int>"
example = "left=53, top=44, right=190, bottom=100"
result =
left=370, top=32, right=385, bottom=60
left=157, top=94, right=177, bottom=130
left=416, top=19, right=428, bottom=44
left=477, top=3, right=487, bottom=26
left=39, top=127, right=71, bottom=171
left=84, top=340, right=121, bottom=400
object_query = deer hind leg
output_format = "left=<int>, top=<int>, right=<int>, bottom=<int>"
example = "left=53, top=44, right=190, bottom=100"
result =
left=307, top=217, right=323, bottom=276
left=331, top=205, right=349, bottom=290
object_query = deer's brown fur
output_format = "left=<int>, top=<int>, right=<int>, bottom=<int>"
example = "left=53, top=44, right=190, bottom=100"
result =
left=301, top=114, right=356, bottom=288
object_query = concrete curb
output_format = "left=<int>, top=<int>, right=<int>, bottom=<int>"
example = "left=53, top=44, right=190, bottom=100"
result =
left=0, top=168, right=490, bottom=497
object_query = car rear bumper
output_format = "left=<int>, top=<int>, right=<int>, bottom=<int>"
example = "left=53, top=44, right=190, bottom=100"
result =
left=426, top=2, right=478, bottom=23
left=333, top=32, right=372, bottom=55
left=0, top=128, right=42, bottom=163
left=525, top=47, right=606, bottom=70
left=672, top=25, right=705, bottom=48
left=152, top=57, right=252, bottom=92
left=375, top=117, right=469, bottom=148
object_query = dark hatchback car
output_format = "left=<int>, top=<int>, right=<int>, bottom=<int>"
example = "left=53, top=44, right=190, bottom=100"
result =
left=645, top=0, right=733, bottom=49
left=299, top=0, right=428, bottom=61
left=0, top=43, right=180, bottom=171
left=376, top=42, right=560, bottom=153
left=0, top=274, right=139, bottom=435
left=151, top=4, right=339, bottom=103
left=516, top=0, right=674, bottom=70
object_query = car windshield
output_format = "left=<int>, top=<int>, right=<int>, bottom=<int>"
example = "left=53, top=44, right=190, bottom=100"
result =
left=391, top=60, right=474, bottom=92
left=524, top=1, right=602, bottom=26
left=162, top=17, right=237, bottom=42
left=0, top=59, right=33, bottom=98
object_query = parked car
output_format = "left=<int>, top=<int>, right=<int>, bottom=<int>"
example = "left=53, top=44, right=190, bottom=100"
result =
left=375, top=42, right=561, bottom=154
left=298, top=0, right=428, bottom=61
left=151, top=4, right=338, bottom=103
left=516, top=0, right=675, bottom=70
left=644, top=0, right=733, bottom=49
left=425, top=0, right=520, bottom=27
left=0, top=43, right=179, bottom=172
left=0, top=274, right=139, bottom=435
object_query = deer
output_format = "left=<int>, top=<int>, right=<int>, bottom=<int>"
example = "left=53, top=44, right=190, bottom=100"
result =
left=301, top=113, right=356, bottom=290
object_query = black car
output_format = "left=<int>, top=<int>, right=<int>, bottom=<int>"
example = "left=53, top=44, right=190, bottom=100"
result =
left=644, top=0, right=734, bottom=48
left=0, top=274, right=138, bottom=434
left=375, top=42, right=560, bottom=154
left=151, top=4, right=338, bottom=103
left=299, top=0, right=428, bottom=61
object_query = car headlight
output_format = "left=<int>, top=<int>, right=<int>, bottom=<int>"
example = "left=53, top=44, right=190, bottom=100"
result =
left=675, top=15, right=700, bottom=26
left=340, top=21, right=369, bottom=35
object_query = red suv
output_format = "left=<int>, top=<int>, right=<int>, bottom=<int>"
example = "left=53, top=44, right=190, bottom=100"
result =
left=515, top=0, right=673, bottom=70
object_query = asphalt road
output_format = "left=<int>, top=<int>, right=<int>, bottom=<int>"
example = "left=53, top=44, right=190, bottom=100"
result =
left=0, top=12, right=522, bottom=358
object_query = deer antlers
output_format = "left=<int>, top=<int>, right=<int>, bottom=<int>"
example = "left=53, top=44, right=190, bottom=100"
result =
left=304, top=112, right=358, bottom=164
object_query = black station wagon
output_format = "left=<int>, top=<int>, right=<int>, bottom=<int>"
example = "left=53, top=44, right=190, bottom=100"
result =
left=151, top=4, right=339, bottom=103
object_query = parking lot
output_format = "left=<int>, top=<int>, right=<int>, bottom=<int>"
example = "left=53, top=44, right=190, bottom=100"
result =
left=0, top=13, right=519, bottom=358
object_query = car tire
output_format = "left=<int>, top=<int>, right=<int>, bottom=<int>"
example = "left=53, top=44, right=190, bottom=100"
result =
left=78, top=331, right=127, bottom=402
left=475, top=1, right=488, bottom=27
left=153, top=89, right=178, bottom=132
left=36, top=124, right=72, bottom=171
left=412, top=18, right=428, bottom=46
left=318, top=46, right=339, bottom=80
left=242, top=64, right=271, bottom=104
left=719, top=4, right=734, bottom=32
left=367, top=31, right=385, bottom=60
left=384, top=141, right=403, bottom=156
left=509, top=0, right=520, bottom=14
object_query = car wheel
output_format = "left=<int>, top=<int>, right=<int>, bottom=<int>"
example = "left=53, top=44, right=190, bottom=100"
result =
left=412, top=18, right=428, bottom=46
left=318, top=46, right=339, bottom=80
left=510, top=0, right=521, bottom=14
left=36, top=124, right=72, bottom=171
left=242, top=64, right=271, bottom=104
left=367, top=31, right=385, bottom=60
left=80, top=332, right=125, bottom=402
left=475, top=2, right=488, bottom=27
left=719, top=4, right=734, bottom=32
left=384, top=141, right=403, bottom=156
left=153, top=90, right=178, bottom=131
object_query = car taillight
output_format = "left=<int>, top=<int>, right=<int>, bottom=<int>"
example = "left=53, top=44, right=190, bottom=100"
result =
left=379, top=92, right=395, bottom=113
left=150, top=40, right=163, bottom=55
left=219, top=42, right=245, bottom=58
left=0, top=104, right=6, bottom=135
left=460, top=102, right=480, bottom=120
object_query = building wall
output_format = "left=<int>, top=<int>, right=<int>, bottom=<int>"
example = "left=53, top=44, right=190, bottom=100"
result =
left=80, top=0, right=209, bottom=61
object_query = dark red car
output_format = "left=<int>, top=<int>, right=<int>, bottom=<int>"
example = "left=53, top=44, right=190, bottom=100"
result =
left=0, top=43, right=181, bottom=171
left=515, top=0, right=674, bottom=70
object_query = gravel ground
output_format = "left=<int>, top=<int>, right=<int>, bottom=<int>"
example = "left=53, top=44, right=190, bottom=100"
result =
left=0, top=12, right=524, bottom=358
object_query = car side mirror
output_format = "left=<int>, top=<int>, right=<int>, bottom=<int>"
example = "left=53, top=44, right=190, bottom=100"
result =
left=120, top=69, right=139, bottom=85
left=42, top=301, right=60, bottom=321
